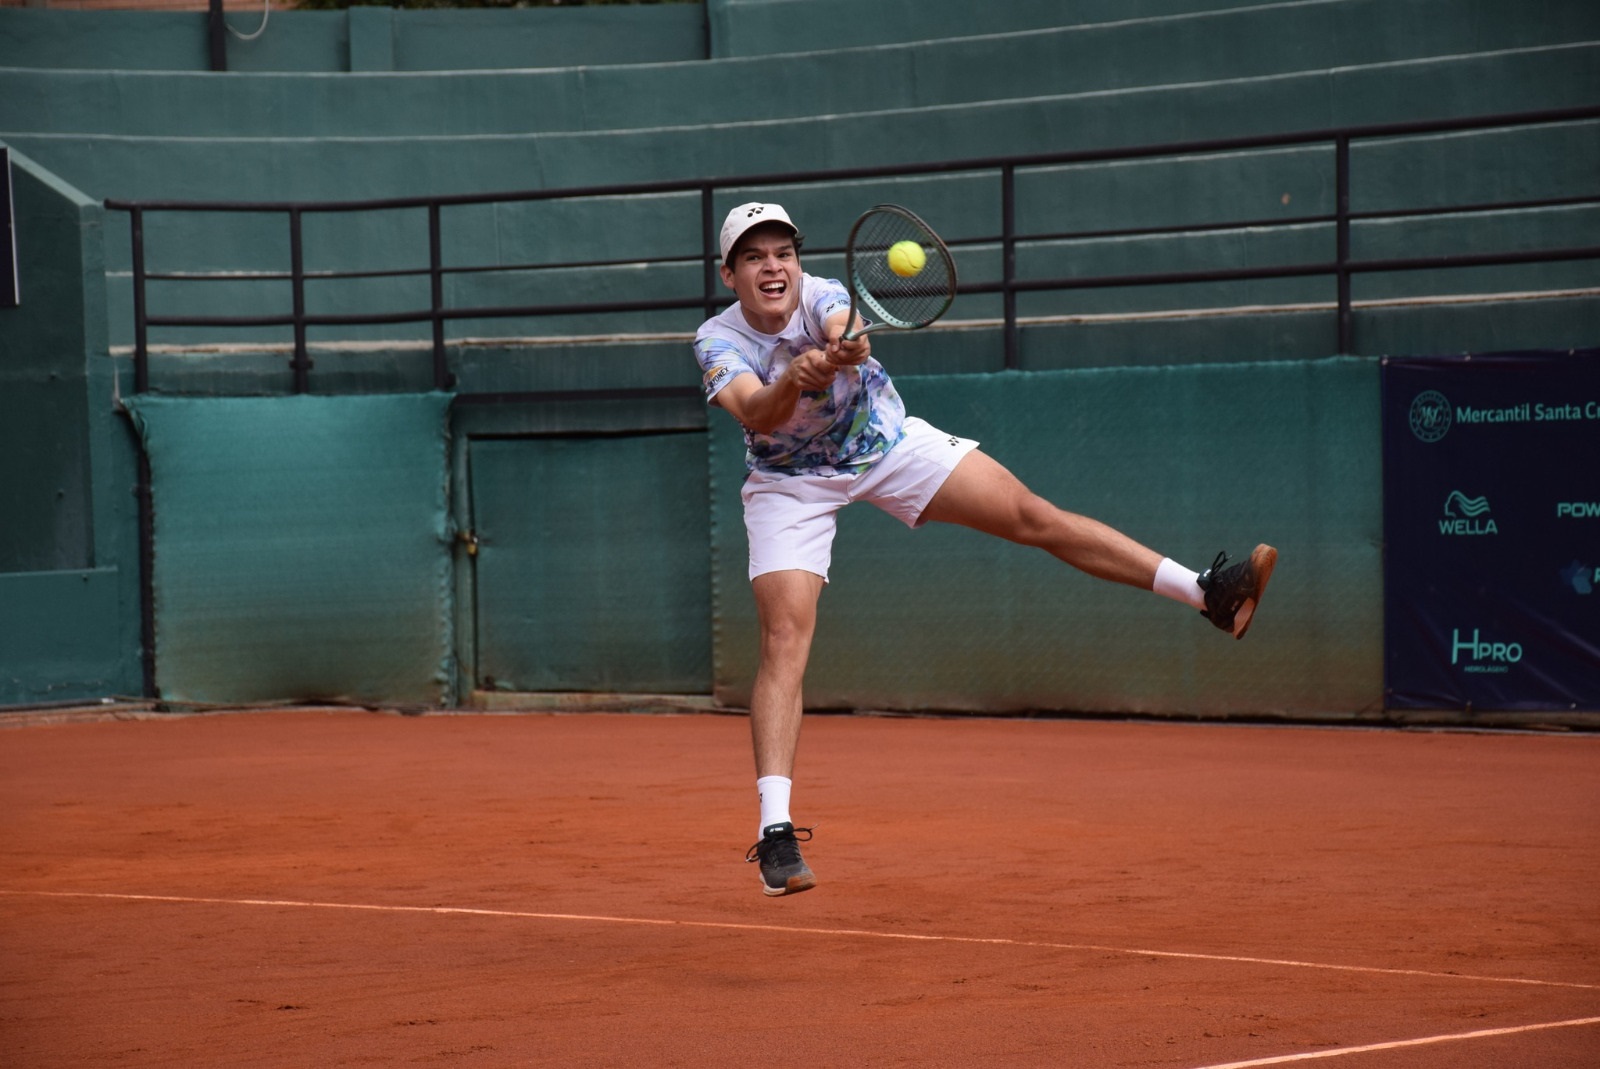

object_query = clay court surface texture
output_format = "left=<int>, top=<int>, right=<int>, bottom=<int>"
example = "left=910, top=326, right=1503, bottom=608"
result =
left=2, top=708, right=1597, bottom=1068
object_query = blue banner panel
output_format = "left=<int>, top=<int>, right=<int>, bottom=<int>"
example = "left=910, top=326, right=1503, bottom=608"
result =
left=1382, top=351, right=1600, bottom=711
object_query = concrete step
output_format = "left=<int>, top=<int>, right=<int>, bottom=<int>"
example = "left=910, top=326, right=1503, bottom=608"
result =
left=4, top=0, right=1594, bottom=139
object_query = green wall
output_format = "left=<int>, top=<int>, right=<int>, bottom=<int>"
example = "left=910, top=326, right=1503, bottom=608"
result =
left=469, top=432, right=713, bottom=695
left=711, top=358, right=1382, bottom=719
left=122, top=393, right=454, bottom=708
left=0, top=151, right=96, bottom=574
left=0, top=146, right=142, bottom=705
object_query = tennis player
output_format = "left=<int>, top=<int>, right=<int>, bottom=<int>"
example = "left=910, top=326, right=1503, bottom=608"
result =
left=695, top=203, right=1276, bottom=897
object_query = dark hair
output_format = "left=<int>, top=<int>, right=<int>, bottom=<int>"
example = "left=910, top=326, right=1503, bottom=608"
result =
left=725, top=223, right=806, bottom=267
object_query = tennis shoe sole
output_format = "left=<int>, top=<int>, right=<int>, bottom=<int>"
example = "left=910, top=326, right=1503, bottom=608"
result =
left=1229, top=543, right=1277, bottom=639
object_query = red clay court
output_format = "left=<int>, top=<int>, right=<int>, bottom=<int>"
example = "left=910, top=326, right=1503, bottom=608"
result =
left=3, top=708, right=1597, bottom=1067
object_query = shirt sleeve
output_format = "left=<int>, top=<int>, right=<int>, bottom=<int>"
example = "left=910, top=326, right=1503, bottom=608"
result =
left=693, top=333, right=756, bottom=405
left=809, top=276, right=853, bottom=326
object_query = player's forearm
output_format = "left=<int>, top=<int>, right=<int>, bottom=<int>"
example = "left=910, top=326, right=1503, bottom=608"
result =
left=736, top=376, right=805, bottom=434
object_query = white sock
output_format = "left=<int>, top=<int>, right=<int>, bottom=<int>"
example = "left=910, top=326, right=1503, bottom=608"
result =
left=1153, top=557, right=1206, bottom=611
left=756, top=775, right=792, bottom=835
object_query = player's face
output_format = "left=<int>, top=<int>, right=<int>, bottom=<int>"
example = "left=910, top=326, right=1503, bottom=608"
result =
left=721, top=225, right=801, bottom=334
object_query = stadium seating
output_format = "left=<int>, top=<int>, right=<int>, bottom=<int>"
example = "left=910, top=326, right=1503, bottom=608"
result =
left=1, top=0, right=1594, bottom=373
left=1, top=0, right=1594, bottom=370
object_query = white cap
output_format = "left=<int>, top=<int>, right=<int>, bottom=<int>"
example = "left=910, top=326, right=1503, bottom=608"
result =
left=719, top=202, right=798, bottom=265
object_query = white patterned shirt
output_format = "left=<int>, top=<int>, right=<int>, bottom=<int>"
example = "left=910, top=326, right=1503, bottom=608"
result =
left=694, top=273, right=906, bottom=476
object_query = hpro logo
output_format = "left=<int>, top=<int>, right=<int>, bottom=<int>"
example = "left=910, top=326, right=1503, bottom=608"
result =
left=1451, top=628, right=1522, bottom=674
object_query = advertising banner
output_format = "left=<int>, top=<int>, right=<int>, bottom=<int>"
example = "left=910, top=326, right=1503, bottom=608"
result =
left=1382, top=351, right=1600, bottom=711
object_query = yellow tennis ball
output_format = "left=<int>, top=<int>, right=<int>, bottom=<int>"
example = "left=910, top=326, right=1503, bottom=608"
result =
left=886, top=240, right=926, bottom=278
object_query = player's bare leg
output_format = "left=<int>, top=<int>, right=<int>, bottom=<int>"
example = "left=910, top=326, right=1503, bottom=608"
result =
left=744, top=568, right=822, bottom=896
left=748, top=568, right=823, bottom=779
left=921, top=449, right=1276, bottom=638
left=920, top=449, right=1162, bottom=588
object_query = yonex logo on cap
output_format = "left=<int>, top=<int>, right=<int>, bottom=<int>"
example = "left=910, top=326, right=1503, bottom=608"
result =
left=720, top=202, right=798, bottom=264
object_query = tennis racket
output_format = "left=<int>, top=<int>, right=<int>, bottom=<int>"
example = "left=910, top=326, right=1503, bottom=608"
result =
left=840, top=204, right=957, bottom=341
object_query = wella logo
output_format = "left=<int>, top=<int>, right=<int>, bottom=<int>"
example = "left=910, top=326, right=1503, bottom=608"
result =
left=1439, top=491, right=1496, bottom=536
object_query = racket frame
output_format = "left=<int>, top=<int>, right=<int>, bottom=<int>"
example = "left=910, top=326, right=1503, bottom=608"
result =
left=840, top=204, right=957, bottom=342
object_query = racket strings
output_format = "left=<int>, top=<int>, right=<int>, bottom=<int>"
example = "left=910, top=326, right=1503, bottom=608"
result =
left=849, top=210, right=954, bottom=329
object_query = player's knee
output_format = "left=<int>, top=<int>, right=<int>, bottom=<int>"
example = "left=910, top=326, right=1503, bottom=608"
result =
left=1012, top=493, right=1064, bottom=546
left=759, top=612, right=816, bottom=658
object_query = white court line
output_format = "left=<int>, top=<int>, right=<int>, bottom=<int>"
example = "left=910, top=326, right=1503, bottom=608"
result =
left=1189, top=1015, right=1600, bottom=1068
left=5, top=888, right=1597, bottom=994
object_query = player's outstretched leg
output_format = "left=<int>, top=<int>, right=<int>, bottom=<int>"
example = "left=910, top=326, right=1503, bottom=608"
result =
left=1198, top=544, right=1277, bottom=639
left=746, top=822, right=816, bottom=897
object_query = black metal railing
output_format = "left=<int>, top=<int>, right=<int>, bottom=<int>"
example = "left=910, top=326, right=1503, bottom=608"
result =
left=106, top=105, right=1600, bottom=395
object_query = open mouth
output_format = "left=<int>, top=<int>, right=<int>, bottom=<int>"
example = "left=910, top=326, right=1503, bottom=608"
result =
left=759, top=280, right=787, bottom=297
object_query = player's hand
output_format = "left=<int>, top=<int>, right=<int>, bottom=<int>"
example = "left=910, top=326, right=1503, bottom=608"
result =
left=787, top=349, right=839, bottom=392
left=826, top=334, right=870, bottom=367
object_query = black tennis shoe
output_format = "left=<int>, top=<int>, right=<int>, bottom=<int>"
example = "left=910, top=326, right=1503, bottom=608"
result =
left=1197, top=544, right=1277, bottom=639
left=745, top=822, right=816, bottom=897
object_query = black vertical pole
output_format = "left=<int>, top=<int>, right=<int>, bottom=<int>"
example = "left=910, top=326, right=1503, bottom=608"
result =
left=130, top=208, right=149, bottom=394
left=0, top=147, right=17, bottom=310
left=289, top=208, right=311, bottom=393
left=428, top=202, right=450, bottom=390
left=126, top=207, right=158, bottom=699
left=135, top=445, right=157, bottom=700
left=702, top=187, right=719, bottom=322
left=1001, top=164, right=1018, bottom=370
left=208, top=0, right=227, bottom=72
left=1336, top=135, right=1352, bottom=355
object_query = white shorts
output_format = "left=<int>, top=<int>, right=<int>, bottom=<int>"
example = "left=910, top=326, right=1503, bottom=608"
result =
left=742, top=417, right=980, bottom=581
